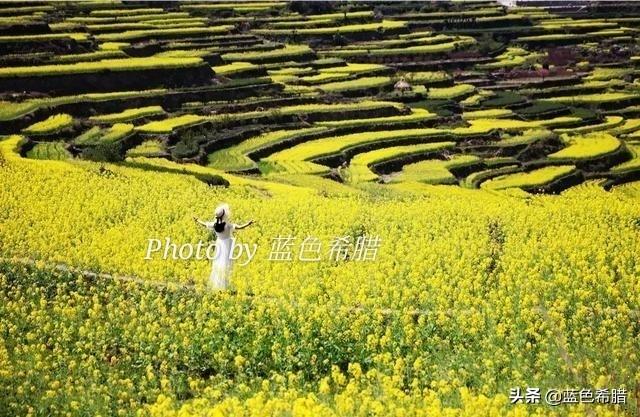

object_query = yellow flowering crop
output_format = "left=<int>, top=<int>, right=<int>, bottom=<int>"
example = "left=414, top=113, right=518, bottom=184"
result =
left=2, top=2, right=640, bottom=416
left=1, top=128, right=639, bottom=416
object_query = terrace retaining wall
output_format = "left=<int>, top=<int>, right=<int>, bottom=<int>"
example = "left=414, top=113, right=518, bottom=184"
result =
left=0, top=64, right=215, bottom=95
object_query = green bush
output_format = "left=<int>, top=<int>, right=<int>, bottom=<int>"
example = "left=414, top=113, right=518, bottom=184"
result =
left=172, top=139, right=200, bottom=159
left=194, top=173, right=230, bottom=187
left=81, top=142, right=124, bottom=163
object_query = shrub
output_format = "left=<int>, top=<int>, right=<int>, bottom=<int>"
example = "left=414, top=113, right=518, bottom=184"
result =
left=172, top=139, right=200, bottom=159
left=81, top=141, right=124, bottom=163
left=193, top=173, right=230, bottom=187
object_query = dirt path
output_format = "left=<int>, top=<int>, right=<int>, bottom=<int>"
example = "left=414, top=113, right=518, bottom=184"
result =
left=2, top=256, right=638, bottom=325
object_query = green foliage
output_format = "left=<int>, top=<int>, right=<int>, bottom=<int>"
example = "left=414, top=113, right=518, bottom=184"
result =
left=25, top=142, right=71, bottom=160
left=172, top=136, right=201, bottom=159
left=81, top=141, right=124, bottom=163
left=193, top=172, right=230, bottom=187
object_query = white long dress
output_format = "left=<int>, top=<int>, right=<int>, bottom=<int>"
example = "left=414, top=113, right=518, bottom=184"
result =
left=205, top=221, right=236, bottom=290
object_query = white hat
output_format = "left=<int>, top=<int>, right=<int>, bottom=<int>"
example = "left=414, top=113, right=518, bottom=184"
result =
left=214, top=203, right=230, bottom=221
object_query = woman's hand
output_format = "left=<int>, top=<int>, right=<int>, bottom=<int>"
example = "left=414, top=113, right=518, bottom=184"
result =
left=236, top=220, right=254, bottom=230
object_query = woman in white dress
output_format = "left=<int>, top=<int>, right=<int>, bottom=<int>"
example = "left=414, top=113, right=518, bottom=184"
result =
left=193, top=203, right=253, bottom=290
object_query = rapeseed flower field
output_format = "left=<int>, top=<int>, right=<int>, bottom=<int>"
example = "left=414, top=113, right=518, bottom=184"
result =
left=1, top=130, right=639, bottom=416
left=2, top=1, right=640, bottom=416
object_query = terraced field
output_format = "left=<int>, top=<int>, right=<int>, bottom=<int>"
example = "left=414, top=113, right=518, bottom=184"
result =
left=2, top=1, right=639, bottom=191
left=1, top=1, right=640, bottom=417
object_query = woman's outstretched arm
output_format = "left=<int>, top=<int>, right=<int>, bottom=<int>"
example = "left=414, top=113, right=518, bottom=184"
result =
left=235, top=220, right=254, bottom=230
left=193, top=216, right=210, bottom=228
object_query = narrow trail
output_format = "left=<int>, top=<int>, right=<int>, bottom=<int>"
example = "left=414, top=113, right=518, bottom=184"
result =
left=1, top=256, right=187, bottom=289
left=1, top=256, right=638, bottom=322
